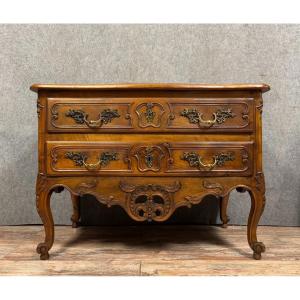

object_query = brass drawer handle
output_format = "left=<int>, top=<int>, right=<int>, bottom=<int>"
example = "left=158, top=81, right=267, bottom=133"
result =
left=82, top=158, right=102, bottom=170
left=198, top=156, right=217, bottom=169
left=65, top=109, right=120, bottom=128
left=65, top=151, right=118, bottom=170
left=198, top=113, right=217, bottom=127
left=181, top=152, right=235, bottom=170
left=181, top=108, right=235, bottom=128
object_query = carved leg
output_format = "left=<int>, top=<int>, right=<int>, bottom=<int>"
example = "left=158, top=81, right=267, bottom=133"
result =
left=36, top=177, right=54, bottom=260
left=71, top=194, right=81, bottom=228
left=219, top=194, right=230, bottom=228
left=247, top=188, right=266, bottom=260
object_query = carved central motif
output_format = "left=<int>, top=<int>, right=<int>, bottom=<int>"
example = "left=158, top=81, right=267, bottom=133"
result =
left=135, top=102, right=165, bottom=127
left=145, top=103, right=156, bottom=123
left=181, top=151, right=235, bottom=170
left=120, top=181, right=181, bottom=222
left=181, top=108, right=236, bottom=128
left=65, top=151, right=118, bottom=170
left=133, top=145, right=165, bottom=172
left=65, top=108, right=120, bottom=128
left=144, top=147, right=154, bottom=168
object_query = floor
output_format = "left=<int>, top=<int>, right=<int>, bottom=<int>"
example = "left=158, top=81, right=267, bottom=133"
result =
left=0, top=225, right=299, bottom=275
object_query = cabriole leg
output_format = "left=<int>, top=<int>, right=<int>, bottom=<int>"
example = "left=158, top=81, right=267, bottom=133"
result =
left=219, top=194, right=230, bottom=228
left=36, top=176, right=54, bottom=260
left=247, top=188, right=266, bottom=260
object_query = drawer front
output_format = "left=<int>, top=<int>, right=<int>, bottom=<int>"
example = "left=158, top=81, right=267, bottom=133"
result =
left=47, top=98, right=254, bottom=132
left=46, top=141, right=253, bottom=176
left=47, top=143, right=132, bottom=175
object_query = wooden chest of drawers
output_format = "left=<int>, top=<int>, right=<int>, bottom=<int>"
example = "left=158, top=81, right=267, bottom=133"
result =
left=31, top=83, right=270, bottom=260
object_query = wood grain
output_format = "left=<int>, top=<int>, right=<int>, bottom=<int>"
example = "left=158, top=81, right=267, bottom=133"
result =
left=0, top=225, right=299, bottom=275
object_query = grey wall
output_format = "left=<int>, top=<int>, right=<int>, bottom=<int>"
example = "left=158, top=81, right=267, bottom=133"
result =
left=0, top=24, right=299, bottom=226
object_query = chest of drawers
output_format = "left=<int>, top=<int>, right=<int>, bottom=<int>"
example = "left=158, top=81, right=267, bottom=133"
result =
left=31, top=83, right=270, bottom=260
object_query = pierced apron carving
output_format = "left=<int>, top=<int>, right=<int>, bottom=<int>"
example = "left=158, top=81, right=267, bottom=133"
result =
left=120, top=181, right=181, bottom=222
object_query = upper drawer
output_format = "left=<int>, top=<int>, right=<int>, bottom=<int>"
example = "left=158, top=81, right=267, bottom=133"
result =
left=47, top=97, right=254, bottom=133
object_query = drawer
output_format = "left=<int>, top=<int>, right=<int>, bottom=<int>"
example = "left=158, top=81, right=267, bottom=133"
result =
left=47, top=97, right=254, bottom=132
left=46, top=141, right=253, bottom=176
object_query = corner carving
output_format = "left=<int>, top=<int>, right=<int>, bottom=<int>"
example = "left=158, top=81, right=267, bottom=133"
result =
left=256, top=98, right=263, bottom=114
left=37, top=99, right=44, bottom=118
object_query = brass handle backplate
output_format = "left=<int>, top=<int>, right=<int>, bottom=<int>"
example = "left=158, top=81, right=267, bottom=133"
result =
left=65, top=109, right=120, bottom=128
left=65, top=151, right=118, bottom=170
left=180, top=108, right=235, bottom=128
left=181, top=151, right=235, bottom=170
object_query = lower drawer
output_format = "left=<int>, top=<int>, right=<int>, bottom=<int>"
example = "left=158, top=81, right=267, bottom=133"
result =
left=46, top=141, right=253, bottom=176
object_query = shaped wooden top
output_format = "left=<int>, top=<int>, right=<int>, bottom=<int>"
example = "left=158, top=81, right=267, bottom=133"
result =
left=30, top=83, right=270, bottom=93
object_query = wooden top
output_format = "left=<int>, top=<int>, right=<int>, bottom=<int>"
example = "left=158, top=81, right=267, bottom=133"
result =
left=30, top=83, right=270, bottom=93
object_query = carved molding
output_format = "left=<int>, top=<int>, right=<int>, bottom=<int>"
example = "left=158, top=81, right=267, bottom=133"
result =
left=183, top=195, right=205, bottom=208
left=74, top=180, right=116, bottom=207
left=120, top=181, right=181, bottom=222
left=203, top=180, right=224, bottom=194
left=51, top=104, right=59, bottom=123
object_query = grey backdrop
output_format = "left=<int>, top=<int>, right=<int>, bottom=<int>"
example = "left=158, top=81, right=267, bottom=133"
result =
left=0, top=24, right=299, bottom=226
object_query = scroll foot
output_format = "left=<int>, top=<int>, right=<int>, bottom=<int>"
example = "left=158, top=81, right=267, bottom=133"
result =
left=252, top=242, right=266, bottom=260
left=36, top=242, right=50, bottom=260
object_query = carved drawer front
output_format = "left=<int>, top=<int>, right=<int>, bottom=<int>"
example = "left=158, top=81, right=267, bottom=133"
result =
left=46, top=141, right=253, bottom=177
left=48, top=98, right=132, bottom=132
left=46, top=142, right=132, bottom=175
left=167, top=98, right=254, bottom=132
left=47, top=97, right=253, bottom=132
left=166, top=142, right=253, bottom=176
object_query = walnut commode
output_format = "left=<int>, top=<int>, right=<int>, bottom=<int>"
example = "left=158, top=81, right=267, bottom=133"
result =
left=31, top=83, right=270, bottom=260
